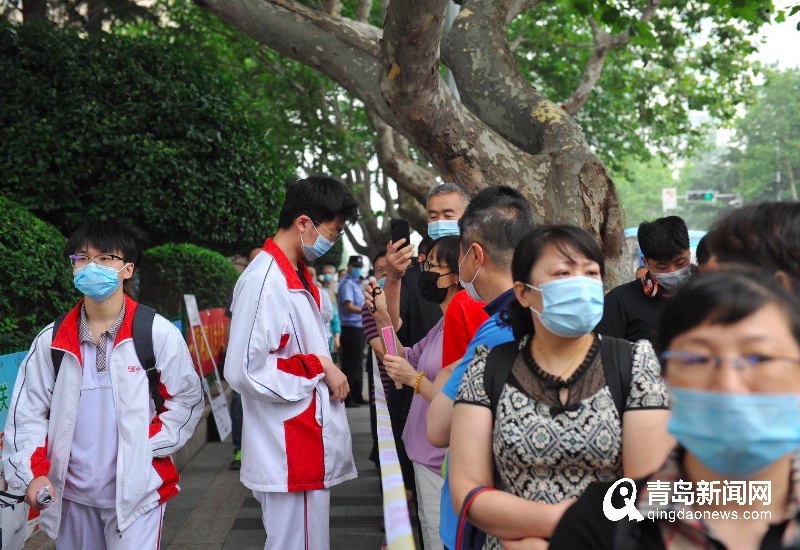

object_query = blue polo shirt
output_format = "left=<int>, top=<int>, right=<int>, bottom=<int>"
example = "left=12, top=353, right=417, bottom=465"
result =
left=337, top=273, right=365, bottom=327
left=439, top=288, right=516, bottom=549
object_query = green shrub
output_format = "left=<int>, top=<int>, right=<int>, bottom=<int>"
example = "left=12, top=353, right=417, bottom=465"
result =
left=0, top=197, right=80, bottom=351
left=0, top=21, right=289, bottom=256
left=138, top=244, right=239, bottom=320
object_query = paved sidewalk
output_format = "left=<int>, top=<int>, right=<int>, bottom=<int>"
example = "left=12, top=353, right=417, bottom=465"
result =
left=25, top=406, right=387, bottom=550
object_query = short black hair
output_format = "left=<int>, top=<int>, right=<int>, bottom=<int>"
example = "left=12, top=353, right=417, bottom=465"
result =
left=458, top=185, right=535, bottom=269
left=695, top=233, right=712, bottom=266
left=418, top=236, right=434, bottom=257
left=64, top=219, right=147, bottom=266
left=428, top=236, right=462, bottom=274
left=277, top=175, right=359, bottom=230
left=372, top=250, right=387, bottom=266
left=638, top=216, right=689, bottom=262
left=501, top=225, right=605, bottom=339
left=708, top=202, right=800, bottom=290
left=655, top=268, right=800, bottom=359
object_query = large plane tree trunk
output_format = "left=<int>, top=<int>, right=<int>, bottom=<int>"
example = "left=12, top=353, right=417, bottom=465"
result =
left=199, top=0, right=628, bottom=284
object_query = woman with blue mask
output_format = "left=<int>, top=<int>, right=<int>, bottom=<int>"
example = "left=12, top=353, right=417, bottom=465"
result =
left=449, top=225, right=673, bottom=549
left=549, top=268, right=800, bottom=550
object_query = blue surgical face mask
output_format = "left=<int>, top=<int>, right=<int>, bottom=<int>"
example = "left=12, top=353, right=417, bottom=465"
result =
left=527, top=276, right=604, bottom=338
left=300, top=224, right=334, bottom=262
left=324, top=273, right=334, bottom=283
left=428, top=220, right=460, bottom=240
left=377, top=277, right=386, bottom=288
left=73, top=263, right=127, bottom=302
left=668, top=388, right=800, bottom=478
left=458, top=248, right=482, bottom=302
left=350, top=268, right=363, bottom=279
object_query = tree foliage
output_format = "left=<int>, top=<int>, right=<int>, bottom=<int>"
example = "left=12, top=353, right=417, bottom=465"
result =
left=729, top=68, right=800, bottom=202
left=0, top=21, right=291, bottom=256
left=138, top=243, right=239, bottom=320
left=0, top=196, right=80, bottom=351
left=509, top=0, right=771, bottom=169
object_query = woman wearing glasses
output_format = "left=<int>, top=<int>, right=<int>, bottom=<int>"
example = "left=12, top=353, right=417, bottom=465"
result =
left=364, top=236, right=462, bottom=550
left=550, top=269, right=800, bottom=550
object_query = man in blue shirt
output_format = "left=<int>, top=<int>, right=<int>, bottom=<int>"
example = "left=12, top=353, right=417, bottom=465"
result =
left=425, top=186, right=535, bottom=549
left=338, top=255, right=367, bottom=407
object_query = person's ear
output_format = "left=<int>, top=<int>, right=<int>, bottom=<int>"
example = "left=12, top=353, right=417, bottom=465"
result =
left=472, top=243, right=486, bottom=266
left=122, top=263, right=134, bottom=280
left=296, top=216, right=311, bottom=233
left=513, top=281, right=531, bottom=308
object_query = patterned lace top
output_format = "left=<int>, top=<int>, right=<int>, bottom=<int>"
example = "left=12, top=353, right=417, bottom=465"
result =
left=456, top=334, right=669, bottom=550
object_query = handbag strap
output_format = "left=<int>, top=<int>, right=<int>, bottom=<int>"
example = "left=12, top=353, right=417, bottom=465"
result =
left=456, top=486, right=495, bottom=548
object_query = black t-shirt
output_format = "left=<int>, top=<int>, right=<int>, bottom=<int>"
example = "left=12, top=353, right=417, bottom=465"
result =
left=549, top=479, right=664, bottom=550
left=397, top=263, right=442, bottom=347
left=595, top=279, right=668, bottom=344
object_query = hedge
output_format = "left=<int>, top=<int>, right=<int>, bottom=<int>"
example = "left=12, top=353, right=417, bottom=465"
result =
left=138, top=244, right=239, bottom=320
left=0, top=197, right=80, bottom=351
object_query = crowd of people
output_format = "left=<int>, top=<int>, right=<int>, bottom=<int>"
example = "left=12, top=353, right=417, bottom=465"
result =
left=3, top=174, right=800, bottom=550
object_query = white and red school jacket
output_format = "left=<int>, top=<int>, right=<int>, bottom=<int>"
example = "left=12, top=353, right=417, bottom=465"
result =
left=225, top=239, right=357, bottom=493
left=2, top=295, right=203, bottom=538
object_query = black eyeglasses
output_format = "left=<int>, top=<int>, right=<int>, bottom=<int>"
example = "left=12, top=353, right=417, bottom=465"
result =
left=421, top=261, right=448, bottom=273
left=69, top=254, right=128, bottom=268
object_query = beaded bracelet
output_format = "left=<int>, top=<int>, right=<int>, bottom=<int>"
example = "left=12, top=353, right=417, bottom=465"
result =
left=413, top=372, right=425, bottom=394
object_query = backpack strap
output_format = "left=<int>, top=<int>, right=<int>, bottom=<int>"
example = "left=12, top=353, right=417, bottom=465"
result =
left=483, top=341, right=520, bottom=419
left=132, top=305, right=162, bottom=414
left=50, top=312, right=68, bottom=378
left=599, top=334, right=634, bottom=422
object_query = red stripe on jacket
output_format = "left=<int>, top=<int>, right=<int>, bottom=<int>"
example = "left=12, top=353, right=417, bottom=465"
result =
left=277, top=354, right=324, bottom=379
left=284, top=392, right=325, bottom=491
left=30, top=437, right=50, bottom=478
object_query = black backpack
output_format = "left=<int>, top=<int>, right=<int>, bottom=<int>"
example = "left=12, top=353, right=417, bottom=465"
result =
left=50, top=304, right=164, bottom=413
left=483, top=334, right=634, bottom=421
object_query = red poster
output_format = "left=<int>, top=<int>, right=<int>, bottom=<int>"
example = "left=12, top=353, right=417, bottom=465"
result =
left=186, top=308, right=229, bottom=377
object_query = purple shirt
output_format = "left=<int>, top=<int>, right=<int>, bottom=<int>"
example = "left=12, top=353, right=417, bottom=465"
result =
left=402, top=317, right=446, bottom=474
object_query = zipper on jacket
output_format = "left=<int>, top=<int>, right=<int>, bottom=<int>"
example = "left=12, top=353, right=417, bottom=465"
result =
left=107, top=343, right=127, bottom=527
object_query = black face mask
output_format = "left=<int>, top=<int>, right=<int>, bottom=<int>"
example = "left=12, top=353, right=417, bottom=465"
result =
left=418, top=270, right=456, bottom=304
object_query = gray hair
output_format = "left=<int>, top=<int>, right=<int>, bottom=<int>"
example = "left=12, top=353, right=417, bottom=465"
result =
left=427, top=183, right=471, bottom=205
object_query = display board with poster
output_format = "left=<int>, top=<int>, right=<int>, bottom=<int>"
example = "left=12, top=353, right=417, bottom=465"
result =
left=183, top=295, right=233, bottom=443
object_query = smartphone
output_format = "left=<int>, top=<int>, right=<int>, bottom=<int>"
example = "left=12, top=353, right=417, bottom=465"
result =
left=390, top=218, right=410, bottom=247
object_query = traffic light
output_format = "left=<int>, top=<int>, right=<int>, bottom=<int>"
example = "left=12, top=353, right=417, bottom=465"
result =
left=685, top=190, right=715, bottom=203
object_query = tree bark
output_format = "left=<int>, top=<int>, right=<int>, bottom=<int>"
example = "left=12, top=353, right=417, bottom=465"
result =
left=22, top=0, right=47, bottom=22
left=201, top=0, right=629, bottom=284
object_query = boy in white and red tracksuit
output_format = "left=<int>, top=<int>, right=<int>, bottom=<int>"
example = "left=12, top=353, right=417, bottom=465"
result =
left=225, top=176, right=359, bottom=550
left=2, top=219, right=203, bottom=550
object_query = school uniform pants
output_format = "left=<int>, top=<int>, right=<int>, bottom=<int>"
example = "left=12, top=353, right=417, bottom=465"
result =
left=254, top=489, right=330, bottom=550
left=413, top=462, right=445, bottom=550
left=56, top=498, right=165, bottom=550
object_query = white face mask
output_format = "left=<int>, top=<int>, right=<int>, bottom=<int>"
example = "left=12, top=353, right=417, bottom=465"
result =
left=652, top=264, right=692, bottom=293
left=458, top=248, right=482, bottom=302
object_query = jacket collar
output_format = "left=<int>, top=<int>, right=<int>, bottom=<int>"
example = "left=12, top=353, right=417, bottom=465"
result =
left=262, top=238, right=320, bottom=309
left=52, top=294, right=140, bottom=364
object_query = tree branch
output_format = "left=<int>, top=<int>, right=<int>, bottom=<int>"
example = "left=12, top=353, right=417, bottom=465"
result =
left=442, top=0, right=587, bottom=157
left=323, top=0, right=342, bottom=17
left=200, top=0, right=394, bottom=125
left=356, top=0, right=371, bottom=22
left=380, top=0, right=557, bottom=203
left=562, top=0, right=662, bottom=116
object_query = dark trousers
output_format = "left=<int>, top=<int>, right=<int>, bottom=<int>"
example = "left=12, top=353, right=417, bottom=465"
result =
left=230, top=390, right=243, bottom=452
left=340, top=325, right=365, bottom=402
